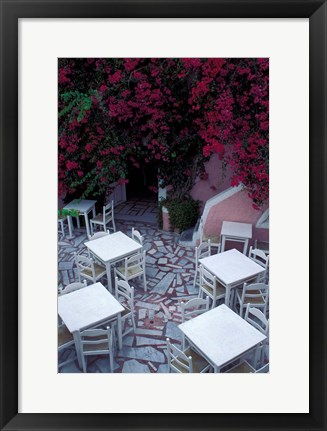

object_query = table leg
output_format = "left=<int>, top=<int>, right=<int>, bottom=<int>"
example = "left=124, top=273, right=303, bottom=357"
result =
left=66, top=215, right=75, bottom=239
left=221, top=235, right=226, bottom=253
left=73, top=331, right=82, bottom=369
left=254, top=344, right=261, bottom=368
left=117, top=313, right=122, bottom=350
left=243, top=239, right=249, bottom=255
left=105, top=262, right=112, bottom=293
left=92, top=205, right=96, bottom=218
left=225, top=285, right=232, bottom=308
left=84, top=211, right=91, bottom=238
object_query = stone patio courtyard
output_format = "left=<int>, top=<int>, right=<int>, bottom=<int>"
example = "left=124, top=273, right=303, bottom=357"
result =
left=58, top=204, right=203, bottom=373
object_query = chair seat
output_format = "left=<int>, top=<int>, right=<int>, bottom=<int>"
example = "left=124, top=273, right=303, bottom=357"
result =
left=116, top=265, right=143, bottom=278
left=121, top=306, right=132, bottom=318
left=244, top=296, right=265, bottom=305
left=236, top=289, right=265, bottom=304
left=81, top=263, right=106, bottom=278
left=171, top=347, right=209, bottom=373
left=90, top=213, right=104, bottom=223
left=204, top=235, right=220, bottom=245
left=201, top=282, right=226, bottom=298
left=225, top=360, right=255, bottom=373
left=58, top=324, right=74, bottom=347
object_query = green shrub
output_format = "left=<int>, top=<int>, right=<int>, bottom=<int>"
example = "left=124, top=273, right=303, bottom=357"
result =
left=163, top=198, right=200, bottom=232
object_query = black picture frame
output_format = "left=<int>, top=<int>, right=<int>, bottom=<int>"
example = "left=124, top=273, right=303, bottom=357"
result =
left=1, top=1, right=325, bottom=430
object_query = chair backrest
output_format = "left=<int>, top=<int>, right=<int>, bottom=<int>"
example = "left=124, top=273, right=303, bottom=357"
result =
left=244, top=303, right=269, bottom=335
left=125, top=250, right=146, bottom=273
left=132, top=228, right=144, bottom=246
left=181, top=296, right=210, bottom=322
left=59, top=280, right=87, bottom=295
left=241, top=282, right=269, bottom=306
left=166, top=338, right=193, bottom=373
left=115, top=277, right=134, bottom=311
left=87, top=230, right=110, bottom=241
left=103, top=201, right=114, bottom=224
left=79, top=327, right=112, bottom=354
left=195, top=240, right=211, bottom=263
left=249, top=247, right=269, bottom=269
left=199, top=265, right=216, bottom=291
left=74, top=253, right=94, bottom=276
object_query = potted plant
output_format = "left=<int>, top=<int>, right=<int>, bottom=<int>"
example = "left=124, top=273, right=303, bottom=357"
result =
left=160, top=196, right=200, bottom=233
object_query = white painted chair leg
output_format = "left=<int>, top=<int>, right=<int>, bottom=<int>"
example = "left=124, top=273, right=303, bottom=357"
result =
left=143, top=272, right=147, bottom=292
left=81, top=354, right=87, bottom=373
left=109, top=353, right=114, bottom=373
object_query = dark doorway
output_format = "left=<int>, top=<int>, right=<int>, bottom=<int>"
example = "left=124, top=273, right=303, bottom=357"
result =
left=126, top=162, right=158, bottom=200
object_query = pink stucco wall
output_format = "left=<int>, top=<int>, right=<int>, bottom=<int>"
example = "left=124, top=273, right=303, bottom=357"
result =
left=190, top=155, right=231, bottom=210
left=204, top=189, right=269, bottom=247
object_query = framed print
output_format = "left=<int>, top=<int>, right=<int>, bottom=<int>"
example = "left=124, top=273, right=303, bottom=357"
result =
left=0, top=0, right=326, bottom=430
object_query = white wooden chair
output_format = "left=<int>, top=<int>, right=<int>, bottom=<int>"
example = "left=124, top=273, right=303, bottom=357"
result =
left=90, top=201, right=116, bottom=234
left=198, top=217, right=221, bottom=252
left=58, top=323, right=76, bottom=370
left=193, top=240, right=211, bottom=287
left=58, top=215, right=68, bottom=239
left=114, top=251, right=147, bottom=292
left=235, top=282, right=269, bottom=318
left=58, top=280, right=87, bottom=296
left=244, top=304, right=269, bottom=335
left=224, top=359, right=269, bottom=373
left=181, top=296, right=210, bottom=323
left=131, top=228, right=144, bottom=247
left=244, top=304, right=269, bottom=366
left=248, top=246, right=269, bottom=282
left=79, top=326, right=114, bottom=373
left=114, top=277, right=136, bottom=338
left=254, top=239, right=269, bottom=255
left=180, top=296, right=210, bottom=349
left=224, top=360, right=256, bottom=373
left=74, top=253, right=106, bottom=284
left=198, top=265, right=226, bottom=308
left=166, top=338, right=211, bottom=373
left=87, top=230, right=110, bottom=241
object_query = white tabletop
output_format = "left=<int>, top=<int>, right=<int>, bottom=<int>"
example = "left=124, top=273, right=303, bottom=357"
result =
left=85, top=231, right=142, bottom=263
left=179, top=304, right=266, bottom=369
left=64, top=199, right=97, bottom=213
left=58, top=282, right=124, bottom=333
left=221, top=221, right=252, bottom=239
left=199, top=248, right=264, bottom=286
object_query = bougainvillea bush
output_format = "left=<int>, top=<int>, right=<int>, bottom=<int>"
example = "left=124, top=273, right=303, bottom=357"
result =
left=58, top=58, right=268, bottom=208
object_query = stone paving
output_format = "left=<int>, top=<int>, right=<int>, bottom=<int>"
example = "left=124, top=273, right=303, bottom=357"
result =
left=114, top=197, right=158, bottom=225
left=58, top=216, right=202, bottom=373
left=58, top=200, right=269, bottom=373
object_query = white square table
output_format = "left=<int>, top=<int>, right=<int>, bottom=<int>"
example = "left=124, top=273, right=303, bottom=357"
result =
left=85, top=231, right=142, bottom=292
left=199, top=248, right=265, bottom=307
left=58, top=282, right=124, bottom=367
left=221, top=221, right=252, bottom=254
left=178, top=304, right=266, bottom=372
left=63, top=199, right=97, bottom=238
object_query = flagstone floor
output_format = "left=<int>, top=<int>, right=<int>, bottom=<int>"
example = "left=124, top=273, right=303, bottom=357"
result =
left=58, top=217, right=201, bottom=373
